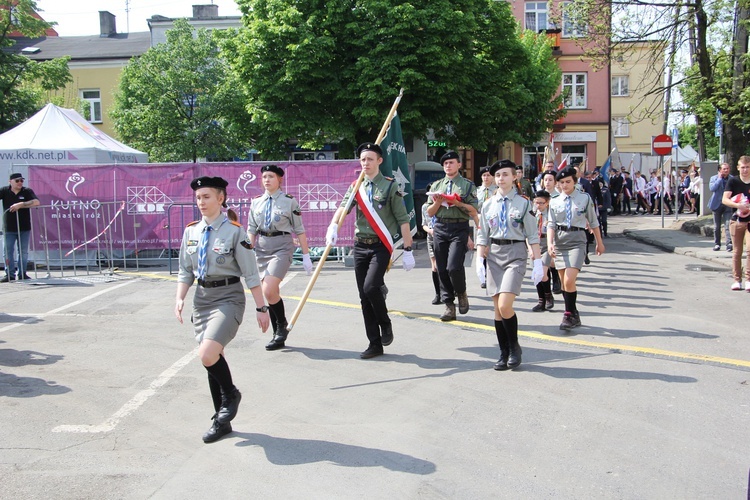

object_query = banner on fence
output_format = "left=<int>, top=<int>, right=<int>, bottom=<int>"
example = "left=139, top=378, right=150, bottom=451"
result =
left=28, top=161, right=361, bottom=250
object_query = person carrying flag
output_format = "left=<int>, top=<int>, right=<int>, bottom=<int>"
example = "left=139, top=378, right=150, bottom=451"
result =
left=326, top=143, right=414, bottom=359
left=426, top=151, right=479, bottom=321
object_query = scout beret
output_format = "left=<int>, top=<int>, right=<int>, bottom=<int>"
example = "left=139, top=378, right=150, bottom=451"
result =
left=356, top=143, right=383, bottom=157
left=489, top=159, right=516, bottom=176
left=556, top=166, right=578, bottom=181
left=9, top=172, right=23, bottom=180
left=479, top=166, right=491, bottom=175
left=190, top=176, right=228, bottom=191
left=440, top=151, right=460, bottom=165
left=260, top=164, right=284, bottom=177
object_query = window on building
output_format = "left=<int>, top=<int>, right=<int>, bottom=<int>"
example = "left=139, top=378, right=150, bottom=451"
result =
left=525, top=2, right=551, bottom=32
left=80, top=90, right=102, bottom=123
left=611, top=75, right=629, bottom=96
left=562, top=144, right=586, bottom=169
left=561, top=1, right=586, bottom=37
left=613, top=117, right=630, bottom=137
left=562, top=73, right=587, bottom=108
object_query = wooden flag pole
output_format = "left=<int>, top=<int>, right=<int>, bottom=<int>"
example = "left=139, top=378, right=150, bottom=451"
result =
left=287, top=88, right=405, bottom=332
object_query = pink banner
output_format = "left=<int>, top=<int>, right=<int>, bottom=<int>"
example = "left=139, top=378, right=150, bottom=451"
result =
left=28, top=161, right=361, bottom=250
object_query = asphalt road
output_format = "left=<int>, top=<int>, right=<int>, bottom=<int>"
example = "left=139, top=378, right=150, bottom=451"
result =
left=1, top=231, right=749, bottom=499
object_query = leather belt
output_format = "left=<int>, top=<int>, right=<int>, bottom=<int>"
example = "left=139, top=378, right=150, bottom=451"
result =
left=356, top=236, right=381, bottom=245
left=491, top=238, right=524, bottom=245
left=556, top=225, right=584, bottom=232
left=198, top=276, right=241, bottom=288
left=257, top=230, right=290, bottom=237
left=436, top=217, right=468, bottom=224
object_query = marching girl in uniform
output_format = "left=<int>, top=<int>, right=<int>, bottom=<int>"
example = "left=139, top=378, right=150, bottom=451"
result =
left=247, top=165, right=314, bottom=351
left=476, top=160, right=544, bottom=371
left=547, top=167, right=605, bottom=331
left=531, top=189, right=554, bottom=312
left=175, top=176, right=270, bottom=443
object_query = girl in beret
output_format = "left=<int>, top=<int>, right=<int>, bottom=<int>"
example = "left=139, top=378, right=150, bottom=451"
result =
left=175, top=176, right=270, bottom=443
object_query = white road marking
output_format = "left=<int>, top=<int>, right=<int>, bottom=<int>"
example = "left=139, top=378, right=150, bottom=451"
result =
left=280, top=271, right=297, bottom=288
left=0, top=279, right=139, bottom=333
left=53, top=347, right=199, bottom=433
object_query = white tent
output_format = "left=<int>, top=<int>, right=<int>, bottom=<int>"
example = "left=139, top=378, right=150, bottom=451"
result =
left=0, top=103, right=148, bottom=178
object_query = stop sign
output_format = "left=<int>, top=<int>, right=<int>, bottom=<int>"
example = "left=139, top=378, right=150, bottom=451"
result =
left=652, top=134, right=673, bottom=156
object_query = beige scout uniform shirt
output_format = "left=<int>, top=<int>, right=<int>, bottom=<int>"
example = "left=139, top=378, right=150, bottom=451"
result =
left=547, top=190, right=599, bottom=231
left=178, top=216, right=261, bottom=289
left=247, top=190, right=305, bottom=235
left=477, top=190, right=539, bottom=246
left=341, top=173, right=410, bottom=238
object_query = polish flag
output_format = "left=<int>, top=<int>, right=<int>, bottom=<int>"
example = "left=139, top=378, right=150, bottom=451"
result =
left=557, top=155, right=569, bottom=171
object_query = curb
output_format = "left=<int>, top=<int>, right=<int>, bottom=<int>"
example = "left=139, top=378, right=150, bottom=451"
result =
left=622, top=228, right=732, bottom=269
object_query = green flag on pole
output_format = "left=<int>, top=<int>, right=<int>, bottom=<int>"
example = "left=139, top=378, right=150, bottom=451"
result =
left=378, top=112, right=416, bottom=244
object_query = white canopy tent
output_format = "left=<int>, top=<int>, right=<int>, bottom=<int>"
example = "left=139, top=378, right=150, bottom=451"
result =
left=0, top=103, right=148, bottom=179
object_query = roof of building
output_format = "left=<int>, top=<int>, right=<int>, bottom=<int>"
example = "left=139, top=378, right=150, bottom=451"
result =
left=8, top=32, right=151, bottom=61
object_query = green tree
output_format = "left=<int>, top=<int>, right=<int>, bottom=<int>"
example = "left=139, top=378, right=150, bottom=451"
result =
left=0, top=0, right=71, bottom=132
left=229, top=0, right=564, bottom=158
left=111, top=19, right=251, bottom=163
left=676, top=122, right=720, bottom=161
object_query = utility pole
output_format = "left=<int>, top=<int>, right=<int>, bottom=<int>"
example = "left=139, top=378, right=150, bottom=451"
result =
left=125, top=0, right=130, bottom=33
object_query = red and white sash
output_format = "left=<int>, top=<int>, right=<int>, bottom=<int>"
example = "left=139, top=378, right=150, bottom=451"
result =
left=354, top=182, right=395, bottom=254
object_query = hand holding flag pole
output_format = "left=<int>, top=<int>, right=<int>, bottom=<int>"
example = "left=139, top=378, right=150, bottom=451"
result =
left=286, top=88, right=405, bottom=333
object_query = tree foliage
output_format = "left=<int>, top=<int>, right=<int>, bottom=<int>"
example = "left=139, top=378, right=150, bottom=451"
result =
left=229, top=0, right=564, bottom=158
left=111, top=19, right=251, bottom=163
left=0, top=0, right=71, bottom=133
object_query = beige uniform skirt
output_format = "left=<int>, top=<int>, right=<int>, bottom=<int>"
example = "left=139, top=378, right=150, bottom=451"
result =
left=486, top=241, right=528, bottom=296
left=256, top=234, right=295, bottom=279
left=192, top=280, right=246, bottom=347
left=553, top=229, right=586, bottom=270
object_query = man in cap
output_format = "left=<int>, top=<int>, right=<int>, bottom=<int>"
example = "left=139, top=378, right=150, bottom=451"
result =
left=515, top=164, right=535, bottom=199
left=326, top=143, right=414, bottom=359
left=425, top=151, right=479, bottom=321
left=1, top=173, right=40, bottom=282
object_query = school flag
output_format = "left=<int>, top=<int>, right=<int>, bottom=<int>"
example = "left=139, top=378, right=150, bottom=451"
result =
left=378, top=112, right=416, bottom=245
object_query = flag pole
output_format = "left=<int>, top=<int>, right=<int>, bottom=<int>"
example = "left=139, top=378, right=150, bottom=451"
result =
left=287, top=88, right=405, bottom=332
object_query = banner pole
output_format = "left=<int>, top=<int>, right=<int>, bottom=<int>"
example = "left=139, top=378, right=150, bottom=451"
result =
left=287, top=88, right=405, bottom=332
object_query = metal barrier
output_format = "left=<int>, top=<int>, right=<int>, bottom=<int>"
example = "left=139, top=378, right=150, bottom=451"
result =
left=2, top=201, right=347, bottom=279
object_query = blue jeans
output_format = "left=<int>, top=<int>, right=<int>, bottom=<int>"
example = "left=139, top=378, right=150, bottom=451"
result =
left=4, top=229, right=31, bottom=278
left=712, top=206, right=732, bottom=247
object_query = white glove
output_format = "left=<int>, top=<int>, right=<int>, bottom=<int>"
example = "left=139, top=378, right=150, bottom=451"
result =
left=476, top=255, right=486, bottom=283
left=302, top=253, right=313, bottom=275
left=325, top=222, right=338, bottom=246
left=531, top=259, right=544, bottom=286
left=402, top=250, right=415, bottom=271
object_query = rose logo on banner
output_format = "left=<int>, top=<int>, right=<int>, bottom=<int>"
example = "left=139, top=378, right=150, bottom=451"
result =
left=236, top=170, right=257, bottom=193
left=65, top=172, right=85, bottom=195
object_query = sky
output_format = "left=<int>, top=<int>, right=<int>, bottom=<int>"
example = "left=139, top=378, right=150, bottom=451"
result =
left=35, top=0, right=242, bottom=36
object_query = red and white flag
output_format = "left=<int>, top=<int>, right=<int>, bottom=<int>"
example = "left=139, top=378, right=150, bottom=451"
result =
left=557, top=155, right=569, bottom=171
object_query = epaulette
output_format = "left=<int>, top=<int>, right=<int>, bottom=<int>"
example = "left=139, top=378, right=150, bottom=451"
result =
left=186, top=220, right=199, bottom=227
left=230, top=220, right=243, bottom=227
left=285, top=193, right=294, bottom=199
left=384, top=176, right=394, bottom=182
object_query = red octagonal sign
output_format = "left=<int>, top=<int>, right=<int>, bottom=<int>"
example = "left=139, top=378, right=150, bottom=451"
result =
left=652, top=134, right=673, bottom=156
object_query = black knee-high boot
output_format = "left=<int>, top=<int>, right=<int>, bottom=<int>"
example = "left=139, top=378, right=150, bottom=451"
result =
left=493, top=319, right=509, bottom=371
left=503, top=314, right=522, bottom=369
left=265, top=299, right=289, bottom=350
left=532, top=282, right=546, bottom=312
left=204, top=354, right=241, bottom=424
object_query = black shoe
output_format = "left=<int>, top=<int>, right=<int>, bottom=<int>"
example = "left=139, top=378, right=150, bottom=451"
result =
left=531, top=299, right=546, bottom=312
left=560, top=312, right=575, bottom=331
left=493, top=351, right=509, bottom=371
left=570, top=311, right=582, bottom=328
left=216, top=388, right=241, bottom=424
left=480, top=282, right=486, bottom=289
left=0, top=275, right=14, bottom=283
left=360, top=345, right=384, bottom=359
left=457, top=292, right=470, bottom=314
left=431, top=295, right=442, bottom=305
left=545, top=293, right=554, bottom=310
left=265, top=322, right=289, bottom=351
left=202, top=414, right=232, bottom=443
left=508, top=343, right=522, bottom=369
left=552, top=281, right=562, bottom=294
left=21, top=274, right=31, bottom=280
left=584, top=255, right=591, bottom=265
left=727, top=244, right=733, bottom=252
left=380, top=323, right=393, bottom=347
left=440, top=302, right=456, bottom=322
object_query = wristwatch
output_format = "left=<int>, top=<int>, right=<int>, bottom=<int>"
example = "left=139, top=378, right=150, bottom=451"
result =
left=256, top=306, right=269, bottom=313
left=403, top=246, right=412, bottom=252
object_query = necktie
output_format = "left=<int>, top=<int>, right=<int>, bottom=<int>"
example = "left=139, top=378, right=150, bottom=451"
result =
left=565, top=196, right=572, bottom=228
left=366, top=180, right=373, bottom=204
left=499, top=197, right=507, bottom=237
left=197, top=225, right=212, bottom=279
left=447, top=180, right=453, bottom=195
left=264, top=196, right=273, bottom=229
